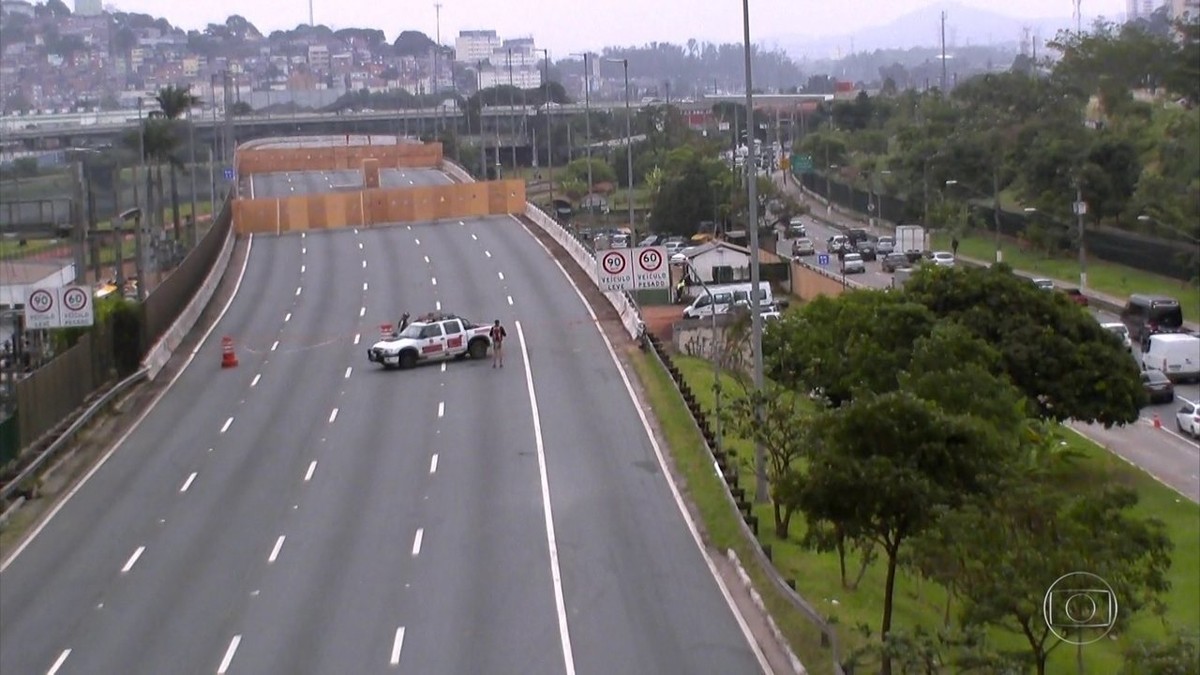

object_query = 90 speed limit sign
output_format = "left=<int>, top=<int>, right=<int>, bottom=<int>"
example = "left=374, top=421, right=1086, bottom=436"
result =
left=24, top=287, right=59, bottom=329
left=596, top=248, right=633, bottom=291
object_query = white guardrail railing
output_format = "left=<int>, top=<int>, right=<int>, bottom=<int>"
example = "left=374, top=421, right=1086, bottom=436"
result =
left=440, top=160, right=643, bottom=340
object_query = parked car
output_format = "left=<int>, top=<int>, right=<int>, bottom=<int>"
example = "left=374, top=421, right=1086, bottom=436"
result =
left=1141, top=368, right=1175, bottom=404
left=1176, top=399, right=1200, bottom=437
left=1059, top=287, right=1089, bottom=307
left=930, top=251, right=956, bottom=267
left=841, top=253, right=866, bottom=274
left=855, top=239, right=878, bottom=261
left=1101, top=322, right=1133, bottom=352
left=791, top=237, right=816, bottom=257
left=880, top=252, right=909, bottom=273
left=1032, top=278, right=1055, bottom=291
left=876, top=236, right=895, bottom=256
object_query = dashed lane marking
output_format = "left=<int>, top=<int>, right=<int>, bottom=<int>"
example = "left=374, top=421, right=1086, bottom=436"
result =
left=180, top=472, right=197, bottom=492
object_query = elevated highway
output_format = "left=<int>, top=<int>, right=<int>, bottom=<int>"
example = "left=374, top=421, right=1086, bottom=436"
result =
left=0, top=137, right=780, bottom=674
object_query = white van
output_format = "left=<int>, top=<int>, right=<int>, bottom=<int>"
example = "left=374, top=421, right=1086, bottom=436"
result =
left=682, top=282, right=774, bottom=319
left=1141, top=333, right=1200, bottom=382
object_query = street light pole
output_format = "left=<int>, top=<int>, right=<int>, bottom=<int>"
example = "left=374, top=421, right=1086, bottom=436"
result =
left=433, top=2, right=442, bottom=134
left=992, top=164, right=1001, bottom=264
left=741, top=0, right=767, bottom=504
left=477, top=61, right=487, bottom=179
left=539, top=48, right=553, bottom=204
left=507, top=49, right=517, bottom=169
left=188, top=108, right=198, bottom=248
left=571, top=52, right=594, bottom=216
left=605, top=58, right=636, bottom=243
left=1075, top=178, right=1087, bottom=289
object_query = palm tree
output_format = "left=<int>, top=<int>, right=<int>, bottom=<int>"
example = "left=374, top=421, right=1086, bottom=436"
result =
left=155, top=85, right=201, bottom=243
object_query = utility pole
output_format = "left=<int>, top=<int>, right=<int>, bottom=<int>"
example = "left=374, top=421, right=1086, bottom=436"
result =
left=540, top=48, right=553, bottom=203
left=136, top=96, right=147, bottom=300
left=188, top=108, right=198, bottom=248
left=992, top=164, right=1001, bottom=263
left=477, top=61, right=487, bottom=179
left=571, top=52, right=593, bottom=216
left=940, top=11, right=948, bottom=93
left=1076, top=178, right=1087, bottom=289
left=741, top=0, right=767, bottom=505
left=507, top=49, right=516, bottom=169
left=308, top=0, right=314, bottom=26
left=433, top=3, right=442, bottom=134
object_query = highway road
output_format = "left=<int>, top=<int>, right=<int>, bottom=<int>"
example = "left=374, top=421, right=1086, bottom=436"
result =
left=1, top=212, right=767, bottom=673
left=250, top=168, right=450, bottom=198
left=778, top=218, right=1200, bottom=502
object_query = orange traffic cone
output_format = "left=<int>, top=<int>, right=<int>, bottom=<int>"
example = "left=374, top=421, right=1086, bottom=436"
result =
left=380, top=323, right=394, bottom=339
left=221, top=336, right=239, bottom=368
left=1153, top=413, right=1161, bottom=429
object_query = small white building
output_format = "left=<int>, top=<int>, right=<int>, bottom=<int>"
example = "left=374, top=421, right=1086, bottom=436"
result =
left=0, top=260, right=75, bottom=309
left=673, top=241, right=753, bottom=285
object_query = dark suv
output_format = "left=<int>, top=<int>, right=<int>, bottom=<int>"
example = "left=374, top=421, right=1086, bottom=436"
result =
left=1121, top=294, right=1183, bottom=345
left=855, top=239, right=878, bottom=261
left=846, top=228, right=870, bottom=247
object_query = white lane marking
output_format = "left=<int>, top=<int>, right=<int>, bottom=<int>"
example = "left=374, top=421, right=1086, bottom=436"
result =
left=471, top=233, right=477, bottom=241
left=459, top=220, right=465, bottom=225
left=362, top=282, right=368, bottom=292
left=217, top=635, right=242, bottom=674
left=362, top=260, right=367, bottom=269
left=120, top=546, right=146, bottom=573
left=512, top=216, right=771, bottom=672
left=305, top=461, right=317, bottom=482
left=411, top=529, right=424, bottom=556
left=284, top=312, right=292, bottom=322
left=0, top=217, right=259, bottom=573
left=301, top=232, right=306, bottom=239
left=271, top=340, right=280, bottom=352
left=424, top=255, right=430, bottom=264
left=437, top=402, right=444, bottom=418
left=301, top=264, right=306, bottom=273
left=251, top=374, right=261, bottom=387
left=295, top=286, right=302, bottom=297
left=507, top=295, right=514, bottom=306
left=180, top=472, right=197, bottom=493
left=435, top=300, right=441, bottom=311
left=414, top=238, right=421, bottom=245
left=486, top=251, right=492, bottom=258
left=302, top=247, right=306, bottom=255
left=290, top=186, right=295, bottom=191
left=390, top=627, right=406, bottom=665
left=358, top=242, right=364, bottom=250
left=249, top=174, right=255, bottom=199
left=47, top=648, right=71, bottom=675
left=514, top=320, right=578, bottom=674
left=328, top=408, right=339, bottom=424
left=221, top=417, right=233, bottom=434
left=407, top=225, right=412, bottom=230
left=344, top=367, right=352, bottom=379
left=360, top=306, right=366, bottom=317
left=354, top=333, right=361, bottom=345
left=497, top=271, right=503, bottom=280
left=440, top=362, right=446, bottom=372
left=354, top=228, right=359, bottom=234
left=429, top=454, right=439, bottom=474
left=431, top=277, right=437, bottom=286
left=268, top=535, right=286, bottom=563
left=408, top=179, right=414, bottom=185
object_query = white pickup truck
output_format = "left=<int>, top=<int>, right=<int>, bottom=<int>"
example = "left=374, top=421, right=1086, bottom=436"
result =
left=367, top=312, right=492, bottom=369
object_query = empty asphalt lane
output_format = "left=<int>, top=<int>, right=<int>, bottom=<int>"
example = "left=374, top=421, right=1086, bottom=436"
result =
left=470, top=216, right=766, bottom=674
left=391, top=218, right=567, bottom=673
left=0, top=234, right=298, bottom=674
left=379, top=168, right=453, bottom=188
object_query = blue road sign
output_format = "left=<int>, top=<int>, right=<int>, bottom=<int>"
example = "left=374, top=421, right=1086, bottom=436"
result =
left=817, top=253, right=830, bottom=267
left=223, top=168, right=235, bottom=181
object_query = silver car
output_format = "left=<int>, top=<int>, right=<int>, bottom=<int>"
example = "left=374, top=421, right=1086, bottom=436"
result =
left=791, top=237, right=816, bottom=257
left=876, top=236, right=895, bottom=255
left=841, top=253, right=866, bottom=274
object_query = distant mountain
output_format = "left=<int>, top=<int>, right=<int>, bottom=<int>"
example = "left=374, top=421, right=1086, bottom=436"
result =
left=763, top=1, right=1117, bottom=59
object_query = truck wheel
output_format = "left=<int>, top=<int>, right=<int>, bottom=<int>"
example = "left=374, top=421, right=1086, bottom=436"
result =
left=468, top=338, right=488, bottom=360
left=399, top=350, right=418, bottom=369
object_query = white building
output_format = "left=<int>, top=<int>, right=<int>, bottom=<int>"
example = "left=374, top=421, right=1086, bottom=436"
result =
left=674, top=241, right=754, bottom=285
left=307, top=44, right=330, bottom=70
left=0, top=0, right=35, bottom=17
left=1170, top=0, right=1199, bottom=20
left=455, top=30, right=502, bottom=63
left=1127, top=0, right=1160, bottom=20
left=74, top=0, right=101, bottom=15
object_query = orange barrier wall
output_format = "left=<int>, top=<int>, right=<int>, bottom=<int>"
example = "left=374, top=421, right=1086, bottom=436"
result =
left=235, top=142, right=444, bottom=175
left=233, top=181, right=526, bottom=234
left=790, top=260, right=848, bottom=300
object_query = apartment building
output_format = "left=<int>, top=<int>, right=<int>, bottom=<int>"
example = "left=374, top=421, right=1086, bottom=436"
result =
left=1170, top=0, right=1199, bottom=20
left=454, top=30, right=502, bottom=63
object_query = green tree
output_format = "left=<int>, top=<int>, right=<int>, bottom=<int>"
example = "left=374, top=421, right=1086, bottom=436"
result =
left=647, top=146, right=729, bottom=236
left=155, top=84, right=201, bottom=244
left=560, top=157, right=615, bottom=190
left=1121, top=633, right=1200, bottom=675
left=801, top=390, right=1016, bottom=675
left=902, top=265, right=1145, bottom=425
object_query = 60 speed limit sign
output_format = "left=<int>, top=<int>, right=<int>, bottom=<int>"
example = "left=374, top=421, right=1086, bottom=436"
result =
left=60, top=285, right=95, bottom=327
left=633, top=245, right=670, bottom=289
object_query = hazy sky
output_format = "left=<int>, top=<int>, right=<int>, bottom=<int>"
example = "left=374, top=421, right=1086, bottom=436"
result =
left=99, top=0, right=1127, bottom=55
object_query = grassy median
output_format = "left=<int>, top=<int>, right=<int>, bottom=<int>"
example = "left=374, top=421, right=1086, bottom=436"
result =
left=666, top=354, right=1199, bottom=672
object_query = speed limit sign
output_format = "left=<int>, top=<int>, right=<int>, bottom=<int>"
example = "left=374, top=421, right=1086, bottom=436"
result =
left=24, top=287, right=59, bottom=329
left=633, top=245, right=669, bottom=289
left=60, top=285, right=95, bottom=327
left=596, top=248, right=633, bottom=291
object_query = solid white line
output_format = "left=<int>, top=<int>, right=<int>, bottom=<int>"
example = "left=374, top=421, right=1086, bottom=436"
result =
left=431, top=277, right=437, bottom=286
left=251, top=374, right=261, bottom=387
left=362, top=282, right=368, bottom=291
left=507, top=296, right=514, bottom=306
left=354, top=333, right=361, bottom=345
left=268, top=535, right=285, bottom=563
left=359, top=306, right=366, bottom=317
left=344, top=367, right=352, bottom=379
left=284, top=312, right=292, bottom=322
left=390, top=627, right=406, bottom=665
left=514, top=320, right=577, bottom=674
left=437, top=402, right=444, bottom=418
left=411, top=529, right=424, bottom=556
left=221, top=417, right=233, bottom=433
left=471, top=233, right=477, bottom=241
left=120, top=545, right=145, bottom=573
left=486, top=251, right=492, bottom=258
left=180, top=472, right=197, bottom=493
left=328, top=408, right=339, bottom=424
left=435, top=300, right=441, bottom=311
left=429, top=454, right=439, bottom=474
left=46, top=648, right=71, bottom=675
left=271, top=340, right=279, bottom=352
left=217, top=635, right=242, bottom=674
left=424, top=255, right=430, bottom=264
left=295, top=286, right=302, bottom=296
left=414, top=238, right=420, bottom=245
left=362, top=260, right=367, bottom=269
left=497, top=271, right=503, bottom=280
left=512, top=215, right=772, bottom=673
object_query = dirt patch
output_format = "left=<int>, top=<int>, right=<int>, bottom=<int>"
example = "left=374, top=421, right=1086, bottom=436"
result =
left=640, top=304, right=684, bottom=343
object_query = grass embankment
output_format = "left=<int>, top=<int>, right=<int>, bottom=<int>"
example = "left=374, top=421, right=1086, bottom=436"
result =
left=660, top=354, right=1199, bottom=672
left=931, top=231, right=1200, bottom=320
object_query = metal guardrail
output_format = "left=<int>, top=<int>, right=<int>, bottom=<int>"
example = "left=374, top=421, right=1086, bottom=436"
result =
left=645, top=338, right=845, bottom=675
left=0, top=367, right=148, bottom=503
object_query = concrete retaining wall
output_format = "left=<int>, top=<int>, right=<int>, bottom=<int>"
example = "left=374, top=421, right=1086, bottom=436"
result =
left=235, top=142, right=443, bottom=175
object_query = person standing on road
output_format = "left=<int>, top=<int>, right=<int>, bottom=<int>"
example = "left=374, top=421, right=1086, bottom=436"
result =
left=951, top=237, right=960, bottom=257
left=489, top=319, right=508, bottom=368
